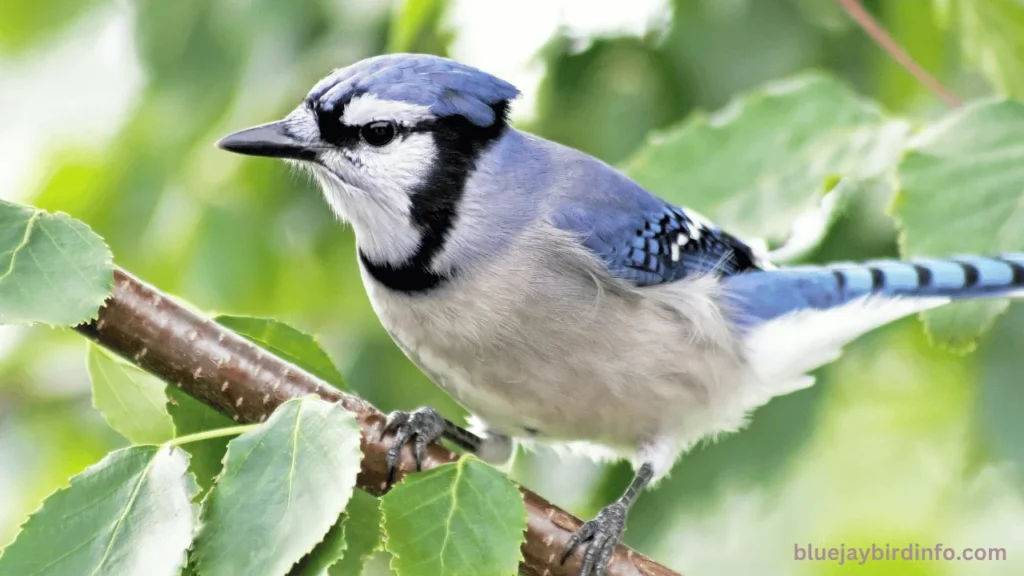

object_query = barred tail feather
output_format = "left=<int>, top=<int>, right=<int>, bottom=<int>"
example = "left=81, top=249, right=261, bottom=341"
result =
left=726, top=253, right=1024, bottom=325
left=725, top=253, right=1024, bottom=408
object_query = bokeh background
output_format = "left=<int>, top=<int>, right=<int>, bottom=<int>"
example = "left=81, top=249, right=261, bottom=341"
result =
left=1, top=0, right=1023, bottom=574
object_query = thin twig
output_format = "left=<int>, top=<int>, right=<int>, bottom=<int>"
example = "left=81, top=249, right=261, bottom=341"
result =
left=838, top=0, right=962, bottom=108
left=75, top=268, right=679, bottom=576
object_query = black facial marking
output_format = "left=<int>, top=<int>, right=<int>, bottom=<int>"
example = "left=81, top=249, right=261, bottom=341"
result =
left=359, top=101, right=512, bottom=293
left=313, top=96, right=360, bottom=148
left=311, top=91, right=429, bottom=150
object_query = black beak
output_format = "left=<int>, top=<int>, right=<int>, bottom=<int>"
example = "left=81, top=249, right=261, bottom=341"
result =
left=216, top=121, right=316, bottom=161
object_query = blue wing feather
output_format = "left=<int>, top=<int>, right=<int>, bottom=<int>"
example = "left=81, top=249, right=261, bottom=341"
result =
left=549, top=169, right=762, bottom=286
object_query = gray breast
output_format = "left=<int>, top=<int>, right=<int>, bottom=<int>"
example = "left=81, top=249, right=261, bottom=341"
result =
left=360, top=222, right=753, bottom=454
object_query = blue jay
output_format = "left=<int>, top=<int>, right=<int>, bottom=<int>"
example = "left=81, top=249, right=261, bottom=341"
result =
left=218, top=53, right=1024, bottom=575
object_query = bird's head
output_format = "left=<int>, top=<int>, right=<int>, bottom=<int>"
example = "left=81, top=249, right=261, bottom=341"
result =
left=217, top=54, right=520, bottom=286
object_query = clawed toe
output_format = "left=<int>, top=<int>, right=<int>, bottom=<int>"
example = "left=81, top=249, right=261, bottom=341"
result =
left=380, top=407, right=446, bottom=488
left=560, top=501, right=627, bottom=576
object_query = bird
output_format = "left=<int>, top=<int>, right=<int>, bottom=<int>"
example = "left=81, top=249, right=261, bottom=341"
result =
left=216, top=53, right=1024, bottom=576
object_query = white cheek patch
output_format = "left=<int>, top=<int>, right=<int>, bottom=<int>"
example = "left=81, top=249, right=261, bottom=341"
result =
left=305, top=164, right=359, bottom=221
left=349, top=131, right=437, bottom=194
left=291, top=94, right=441, bottom=266
left=307, top=161, right=422, bottom=264
left=342, top=94, right=434, bottom=126
left=307, top=132, right=438, bottom=265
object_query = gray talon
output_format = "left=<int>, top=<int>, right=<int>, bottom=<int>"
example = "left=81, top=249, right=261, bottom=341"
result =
left=381, top=407, right=446, bottom=488
left=561, top=501, right=627, bottom=576
left=413, top=435, right=429, bottom=471
left=380, top=410, right=410, bottom=441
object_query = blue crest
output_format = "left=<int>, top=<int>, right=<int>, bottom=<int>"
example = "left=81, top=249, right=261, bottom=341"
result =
left=308, top=53, right=520, bottom=127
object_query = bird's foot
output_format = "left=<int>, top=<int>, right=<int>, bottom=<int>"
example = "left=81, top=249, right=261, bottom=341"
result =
left=379, top=406, right=446, bottom=488
left=561, top=500, right=628, bottom=576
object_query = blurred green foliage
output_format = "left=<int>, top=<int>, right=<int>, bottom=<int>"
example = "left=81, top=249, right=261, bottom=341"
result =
left=1, top=0, right=1024, bottom=574
left=936, top=0, right=1024, bottom=99
left=0, top=0, right=104, bottom=55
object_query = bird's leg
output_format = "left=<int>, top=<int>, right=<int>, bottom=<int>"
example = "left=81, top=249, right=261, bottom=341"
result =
left=561, top=462, right=654, bottom=576
left=379, top=406, right=484, bottom=488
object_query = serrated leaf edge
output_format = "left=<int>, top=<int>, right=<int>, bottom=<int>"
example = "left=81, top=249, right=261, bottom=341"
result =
left=0, top=201, right=114, bottom=327
left=328, top=492, right=384, bottom=576
left=381, top=458, right=528, bottom=576
left=193, top=397, right=363, bottom=576
left=88, top=345, right=175, bottom=445
left=289, top=513, right=349, bottom=576
left=0, top=445, right=199, bottom=576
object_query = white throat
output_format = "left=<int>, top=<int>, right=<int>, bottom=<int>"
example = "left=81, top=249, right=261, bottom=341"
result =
left=309, top=164, right=422, bottom=264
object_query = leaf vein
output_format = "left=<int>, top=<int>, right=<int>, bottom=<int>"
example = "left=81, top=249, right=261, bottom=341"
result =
left=0, top=211, right=40, bottom=284
left=89, top=451, right=158, bottom=575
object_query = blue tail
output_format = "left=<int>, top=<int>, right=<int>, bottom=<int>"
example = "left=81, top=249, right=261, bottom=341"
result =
left=725, top=253, right=1024, bottom=325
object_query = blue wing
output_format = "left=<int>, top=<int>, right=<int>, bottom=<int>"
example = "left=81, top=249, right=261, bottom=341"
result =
left=549, top=171, right=762, bottom=286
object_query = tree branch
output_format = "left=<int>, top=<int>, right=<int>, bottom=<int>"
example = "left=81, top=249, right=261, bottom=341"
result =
left=74, top=268, right=679, bottom=576
left=838, top=0, right=962, bottom=108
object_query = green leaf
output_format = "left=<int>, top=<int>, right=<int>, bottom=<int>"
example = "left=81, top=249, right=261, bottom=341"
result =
left=293, top=491, right=384, bottom=576
left=329, top=490, right=384, bottom=576
left=941, top=0, right=1024, bottom=99
left=289, top=516, right=348, bottom=576
left=193, top=397, right=363, bottom=576
left=88, top=345, right=175, bottom=445
left=624, top=73, right=908, bottom=245
left=168, top=316, right=348, bottom=497
left=381, top=458, right=526, bottom=576
left=166, top=386, right=233, bottom=495
left=216, top=315, right=347, bottom=390
left=0, top=200, right=113, bottom=326
left=0, top=445, right=198, bottom=576
left=893, top=100, right=1024, bottom=350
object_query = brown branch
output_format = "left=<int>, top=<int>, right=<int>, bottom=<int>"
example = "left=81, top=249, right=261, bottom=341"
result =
left=838, top=0, right=962, bottom=108
left=74, top=268, right=679, bottom=576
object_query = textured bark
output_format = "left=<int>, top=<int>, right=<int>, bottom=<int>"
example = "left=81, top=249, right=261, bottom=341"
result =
left=75, top=268, right=680, bottom=576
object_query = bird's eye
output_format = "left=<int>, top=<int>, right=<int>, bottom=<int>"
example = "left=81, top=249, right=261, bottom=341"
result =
left=360, top=121, right=397, bottom=147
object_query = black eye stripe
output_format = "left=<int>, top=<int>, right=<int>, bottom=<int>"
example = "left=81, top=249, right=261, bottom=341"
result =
left=314, top=103, right=358, bottom=147
left=313, top=95, right=443, bottom=149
